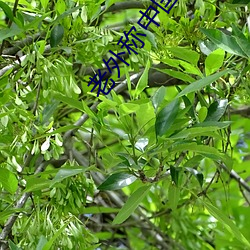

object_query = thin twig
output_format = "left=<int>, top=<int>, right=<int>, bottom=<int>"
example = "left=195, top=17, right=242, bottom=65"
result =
left=219, top=163, right=250, bottom=193
left=239, top=184, right=250, bottom=206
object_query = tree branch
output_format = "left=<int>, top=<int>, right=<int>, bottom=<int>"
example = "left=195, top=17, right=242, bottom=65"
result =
left=219, top=163, right=250, bottom=193
left=0, top=45, right=51, bottom=78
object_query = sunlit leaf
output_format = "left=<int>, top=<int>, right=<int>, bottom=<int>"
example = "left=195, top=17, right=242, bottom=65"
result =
left=168, top=47, right=200, bottom=65
left=40, top=0, right=49, bottom=9
left=135, top=138, right=149, bottom=152
left=198, top=106, right=208, bottom=122
left=205, top=49, right=225, bottom=75
left=24, top=177, right=51, bottom=192
left=0, top=209, right=23, bottom=223
left=177, top=70, right=231, bottom=97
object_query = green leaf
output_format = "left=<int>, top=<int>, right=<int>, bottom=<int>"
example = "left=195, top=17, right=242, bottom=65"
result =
left=0, top=1, right=14, bottom=21
left=176, top=70, right=231, bottom=98
left=9, top=241, right=21, bottom=250
left=0, top=25, right=23, bottom=42
left=205, top=49, right=225, bottom=75
left=205, top=99, right=228, bottom=122
left=98, top=95, right=118, bottom=108
left=42, top=223, right=69, bottom=250
left=151, top=86, right=166, bottom=111
left=178, top=61, right=203, bottom=76
left=203, top=201, right=250, bottom=248
left=170, top=166, right=181, bottom=186
left=41, top=101, right=60, bottom=125
left=231, top=24, right=247, bottom=41
left=198, top=106, right=208, bottom=122
left=25, top=12, right=52, bottom=30
left=234, top=35, right=250, bottom=58
left=34, top=125, right=79, bottom=140
left=24, top=177, right=51, bottom=192
left=0, top=209, right=23, bottom=223
left=36, top=236, right=48, bottom=250
left=134, top=59, right=150, bottom=98
left=170, top=143, right=229, bottom=165
left=119, top=103, right=140, bottom=115
left=112, top=185, right=151, bottom=224
left=168, top=182, right=180, bottom=210
left=185, top=167, right=204, bottom=187
left=50, top=24, right=64, bottom=47
left=199, top=39, right=218, bottom=56
left=200, top=28, right=247, bottom=58
left=51, top=166, right=86, bottom=186
left=98, top=172, right=137, bottom=191
left=178, top=92, right=196, bottom=119
left=170, top=126, right=221, bottom=139
left=53, top=92, right=84, bottom=112
left=40, top=0, right=49, bottom=9
left=13, top=15, right=24, bottom=28
left=105, top=0, right=116, bottom=9
left=80, top=206, right=120, bottom=214
left=183, top=155, right=204, bottom=168
left=168, top=47, right=200, bottom=65
left=155, top=98, right=179, bottom=137
left=156, top=68, right=195, bottom=83
left=193, top=121, right=231, bottom=129
left=141, top=29, right=157, bottom=48
left=0, top=168, right=18, bottom=194
left=232, top=0, right=250, bottom=4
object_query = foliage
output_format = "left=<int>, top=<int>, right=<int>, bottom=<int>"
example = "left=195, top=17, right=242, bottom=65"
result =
left=1, top=0, right=250, bottom=249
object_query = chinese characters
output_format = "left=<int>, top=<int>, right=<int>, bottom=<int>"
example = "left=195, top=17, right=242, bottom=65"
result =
left=88, top=0, right=178, bottom=97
